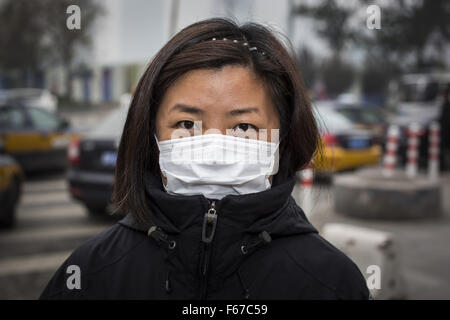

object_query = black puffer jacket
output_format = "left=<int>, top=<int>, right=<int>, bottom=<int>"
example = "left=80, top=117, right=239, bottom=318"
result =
left=40, top=173, right=370, bottom=300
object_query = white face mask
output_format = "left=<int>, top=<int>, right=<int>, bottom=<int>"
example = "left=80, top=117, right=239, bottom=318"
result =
left=155, top=134, right=280, bottom=200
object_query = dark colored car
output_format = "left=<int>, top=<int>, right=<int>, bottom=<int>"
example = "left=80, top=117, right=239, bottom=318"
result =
left=333, top=104, right=388, bottom=146
left=67, top=106, right=128, bottom=217
left=0, top=103, right=75, bottom=172
left=0, top=142, right=23, bottom=228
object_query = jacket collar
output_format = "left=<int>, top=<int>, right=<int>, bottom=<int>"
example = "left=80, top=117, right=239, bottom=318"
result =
left=119, top=171, right=317, bottom=237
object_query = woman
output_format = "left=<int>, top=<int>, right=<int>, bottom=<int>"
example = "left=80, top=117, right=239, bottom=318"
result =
left=40, top=18, right=369, bottom=300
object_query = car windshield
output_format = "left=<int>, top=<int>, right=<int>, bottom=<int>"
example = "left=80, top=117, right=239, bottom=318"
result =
left=28, top=107, right=59, bottom=131
left=337, top=107, right=385, bottom=124
left=0, top=106, right=26, bottom=129
left=89, top=106, right=129, bottom=139
left=315, top=107, right=354, bottom=133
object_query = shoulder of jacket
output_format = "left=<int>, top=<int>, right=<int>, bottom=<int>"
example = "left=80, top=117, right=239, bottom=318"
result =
left=281, top=232, right=370, bottom=299
left=39, top=223, right=147, bottom=299
left=69, top=222, right=147, bottom=275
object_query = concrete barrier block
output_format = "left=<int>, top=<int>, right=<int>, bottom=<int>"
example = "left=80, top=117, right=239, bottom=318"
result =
left=334, top=168, right=442, bottom=219
left=322, top=223, right=408, bottom=300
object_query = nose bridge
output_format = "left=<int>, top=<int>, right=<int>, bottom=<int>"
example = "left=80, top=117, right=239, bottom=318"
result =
left=199, top=116, right=228, bottom=135
left=203, top=127, right=227, bottom=135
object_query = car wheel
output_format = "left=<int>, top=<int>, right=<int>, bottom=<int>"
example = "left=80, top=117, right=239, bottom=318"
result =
left=85, top=204, right=107, bottom=216
left=0, top=177, right=21, bottom=228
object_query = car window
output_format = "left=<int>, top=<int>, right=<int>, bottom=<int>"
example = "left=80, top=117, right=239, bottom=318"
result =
left=336, top=109, right=360, bottom=122
left=337, top=108, right=384, bottom=124
left=28, top=107, right=59, bottom=131
left=90, top=106, right=129, bottom=139
left=0, top=108, right=26, bottom=129
left=359, top=109, right=384, bottom=124
left=315, top=108, right=354, bottom=133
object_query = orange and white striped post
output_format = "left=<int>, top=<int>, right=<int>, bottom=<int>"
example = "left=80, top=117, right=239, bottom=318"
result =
left=383, top=125, right=400, bottom=177
left=428, top=122, right=440, bottom=179
left=406, top=123, right=421, bottom=178
left=300, top=163, right=314, bottom=187
left=299, top=163, right=314, bottom=217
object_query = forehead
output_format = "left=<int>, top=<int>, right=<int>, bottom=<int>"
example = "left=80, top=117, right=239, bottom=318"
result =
left=159, top=65, right=271, bottom=111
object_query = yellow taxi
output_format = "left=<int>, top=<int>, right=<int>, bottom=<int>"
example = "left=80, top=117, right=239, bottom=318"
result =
left=313, top=105, right=381, bottom=172
left=0, top=103, right=78, bottom=172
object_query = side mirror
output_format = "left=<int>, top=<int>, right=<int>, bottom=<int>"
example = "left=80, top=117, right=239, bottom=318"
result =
left=59, top=118, right=70, bottom=130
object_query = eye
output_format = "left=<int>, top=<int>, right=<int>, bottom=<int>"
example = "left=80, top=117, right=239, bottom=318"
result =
left=233, top=123, right=258, bottom=132
left=176, top=120, right=194, bottom=130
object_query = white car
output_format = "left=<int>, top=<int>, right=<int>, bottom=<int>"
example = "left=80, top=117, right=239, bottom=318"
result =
left=0, top=88, right=58, bottom=112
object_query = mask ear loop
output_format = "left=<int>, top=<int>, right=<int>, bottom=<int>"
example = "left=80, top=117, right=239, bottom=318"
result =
left=267, top=141, right=281, bottom=187
left=267, top=130, right=282, bottom=173
left=154, top=134, right=162, bottom=149
left=154, top=134, right=169, bottom=189
left=268, top=128, right=291, bottom=186
left=251, top=135, right=281, bottom=189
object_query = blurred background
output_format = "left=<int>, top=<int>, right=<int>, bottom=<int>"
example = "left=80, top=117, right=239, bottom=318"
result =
left=0, top=0, right=449, bottom=299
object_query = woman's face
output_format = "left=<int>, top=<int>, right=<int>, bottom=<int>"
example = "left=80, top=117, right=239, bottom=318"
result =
left=156, top=65, right=280, bottom=141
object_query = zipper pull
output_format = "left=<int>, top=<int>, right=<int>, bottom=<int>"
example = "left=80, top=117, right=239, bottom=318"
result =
left=201, top=201, right=218, bottom=243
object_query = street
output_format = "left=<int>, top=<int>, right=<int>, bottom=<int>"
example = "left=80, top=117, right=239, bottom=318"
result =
left=1, top=168, right=449, bottom=299
left=0, top=171, right=112, bottom=299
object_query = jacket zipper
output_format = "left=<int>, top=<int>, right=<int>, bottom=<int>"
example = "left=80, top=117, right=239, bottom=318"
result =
left=199, top=200, right=218, bottom=299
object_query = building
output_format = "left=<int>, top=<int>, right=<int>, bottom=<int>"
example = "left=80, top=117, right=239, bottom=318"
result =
left=47, top=0, right=293, bottom=104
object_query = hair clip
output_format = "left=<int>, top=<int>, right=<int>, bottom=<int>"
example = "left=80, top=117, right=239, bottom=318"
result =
left=207, top=37, right=266, bottom=56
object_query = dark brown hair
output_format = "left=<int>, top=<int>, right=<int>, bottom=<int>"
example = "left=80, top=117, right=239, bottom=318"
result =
left=112, top=18, right=319, bottom=225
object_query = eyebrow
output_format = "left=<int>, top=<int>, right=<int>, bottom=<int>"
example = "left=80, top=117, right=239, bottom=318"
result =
left=170, top=104, right=204, bottom=114
left=170, top=104, right=260, bottom=116
left=228, top=107, right=259, bottom=116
